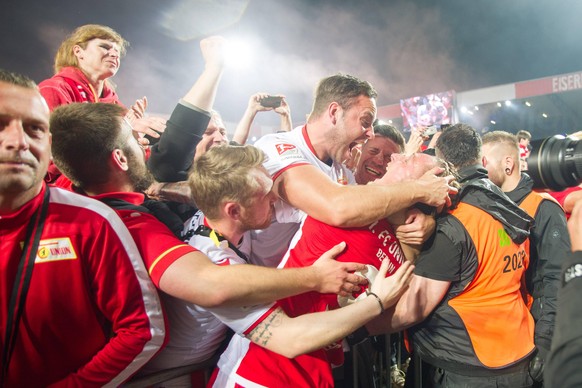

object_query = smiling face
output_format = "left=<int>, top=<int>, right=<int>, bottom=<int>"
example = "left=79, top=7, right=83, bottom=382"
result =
left=0, top=81, right=50, bottom=207
left=74, top=38, right=121, bottom=81
left=331, top=94, right=377, bottom=164
left=355, top=136, right=402, bottom=184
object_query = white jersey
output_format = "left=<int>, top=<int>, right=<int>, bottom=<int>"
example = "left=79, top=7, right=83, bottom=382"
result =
left=251, top=125, right=355, bottom=267
left=143, top=211, right=272, bottom=372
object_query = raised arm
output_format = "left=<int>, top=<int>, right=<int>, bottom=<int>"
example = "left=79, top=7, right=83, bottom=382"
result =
left=147, top=36, right=226, bottom=182
left=275, top=164, right=455, bottom=227
left=232, top=93, right=290, bottom=145
left=275, top=97, right=292, bottom=132
left=365, top=274, right=450, bottom=335
left=247, top=259, right=415, bottom=358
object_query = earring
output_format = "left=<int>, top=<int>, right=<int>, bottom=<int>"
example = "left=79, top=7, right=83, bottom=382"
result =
left=505, top=168, right=511, bottom=174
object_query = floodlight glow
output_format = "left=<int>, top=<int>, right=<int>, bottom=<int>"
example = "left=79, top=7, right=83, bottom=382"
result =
left=525, top=101, right=531, bottom=107
left=224, top=38, right=254, bottom=70
left=461, top=106, right=468, bottom=113
left=542, top=113, right=548, bottom=118
left=497, top=102, right=502, bottom=107
left=490, top=120, right=496, bottom=125
left=505, top=100, right=512, bottom=106
left=388, top=120, right=393, bottom=124
left=474, top=106, right=479, bottom=111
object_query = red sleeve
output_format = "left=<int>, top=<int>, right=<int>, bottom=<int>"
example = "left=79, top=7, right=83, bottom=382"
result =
left=120, top=211, right=198, bottom=286
left=548, top=186, right=582, bottom=207
left=52, top=208, right=165, bottom=386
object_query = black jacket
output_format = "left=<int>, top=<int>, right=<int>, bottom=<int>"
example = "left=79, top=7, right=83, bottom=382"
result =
left=147, top=101, right=210, bottom=182
left=506, top=173, right=570, bottom=357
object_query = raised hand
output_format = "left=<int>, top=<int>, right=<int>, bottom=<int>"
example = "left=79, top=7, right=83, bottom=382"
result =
left=369, top=260, right=414, bottom=311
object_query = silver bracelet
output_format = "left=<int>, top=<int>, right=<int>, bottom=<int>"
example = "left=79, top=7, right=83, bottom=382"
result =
left=367, top=291, right=385, bottom=314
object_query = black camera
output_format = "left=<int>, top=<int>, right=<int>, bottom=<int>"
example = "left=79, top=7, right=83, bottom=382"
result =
left=527, top=135, right=582, bottom=191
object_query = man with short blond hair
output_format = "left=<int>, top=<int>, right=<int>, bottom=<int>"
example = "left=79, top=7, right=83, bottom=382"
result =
left=482, top=130, right=570, bottom=385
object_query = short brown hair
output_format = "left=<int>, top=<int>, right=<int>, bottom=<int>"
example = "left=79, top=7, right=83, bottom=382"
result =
left=308, top=73, right=377, bottom=121
left=189, top=145, right=267, bottom=220
left=54, top=24, right=129, bottom=73
left=50, top=102, right=126, bottom=188
left=374, top=120, right=405, bottom=152
left=515, top=130, right=531, bottom=142
left=435, top=123, right=481, bottom=169
left=0, top=69, right=37, bottom=89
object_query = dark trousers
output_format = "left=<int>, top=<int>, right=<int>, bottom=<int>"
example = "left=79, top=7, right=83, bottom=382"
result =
left=404, top=357, right=534, bottom=388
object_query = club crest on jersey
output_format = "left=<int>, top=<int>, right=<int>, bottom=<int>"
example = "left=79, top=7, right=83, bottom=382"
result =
left=35, top=238, right=78, bottom=263
left=275, top=143, right=298, bottom=156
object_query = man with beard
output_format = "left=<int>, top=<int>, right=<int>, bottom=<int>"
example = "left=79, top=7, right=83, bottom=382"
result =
left=49, top=102, right=371, bottom=386
left=481, top=130, right=570, bottom=386
left=0, top=70, right=165, bottom=386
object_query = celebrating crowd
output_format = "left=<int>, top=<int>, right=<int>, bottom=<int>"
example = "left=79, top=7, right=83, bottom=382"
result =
left=2, top=24, right=581, bottom=388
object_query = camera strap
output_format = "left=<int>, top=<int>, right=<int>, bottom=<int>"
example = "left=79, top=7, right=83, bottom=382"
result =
left=1, top=186, right=50, bottom=386
left=191, top=224, right=249, bottom=263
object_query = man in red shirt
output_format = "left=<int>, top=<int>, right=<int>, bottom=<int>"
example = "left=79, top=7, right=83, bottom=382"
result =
left=0, top=70, right=166, bottom=386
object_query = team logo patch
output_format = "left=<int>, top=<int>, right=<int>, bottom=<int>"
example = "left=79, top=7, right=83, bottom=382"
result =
left=35, top=238, right=78, bottom=263
left=275, top=143, right=298, bottom=155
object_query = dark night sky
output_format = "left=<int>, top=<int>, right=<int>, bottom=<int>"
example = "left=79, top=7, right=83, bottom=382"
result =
left=2, top=0, right=581, bottom=130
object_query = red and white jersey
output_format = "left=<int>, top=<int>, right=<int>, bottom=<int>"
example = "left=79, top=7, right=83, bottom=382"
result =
left=142, top=211, right=273, bottom=372
left=212, top=216, right=405, bottom=387
left=91, top=192, right=203, bottom=374
left=251, top=125, right=355, bottom=267
left=0, top=186, right=165, bottom=387
left=92, top=192, right=197, bottom=288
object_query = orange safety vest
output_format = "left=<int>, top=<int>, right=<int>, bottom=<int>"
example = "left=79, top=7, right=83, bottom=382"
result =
left=446, top=202, right=535, bottom=368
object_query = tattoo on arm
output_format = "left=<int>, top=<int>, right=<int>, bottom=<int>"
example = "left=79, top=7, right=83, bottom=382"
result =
left=248, top=307, right=284, bottom=347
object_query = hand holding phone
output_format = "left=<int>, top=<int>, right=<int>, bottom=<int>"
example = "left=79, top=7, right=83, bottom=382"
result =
left=260, top=96, right=283, bottom=108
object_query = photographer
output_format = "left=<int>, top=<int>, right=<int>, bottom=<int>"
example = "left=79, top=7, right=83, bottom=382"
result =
left=546, top=199, right=582, bottom=387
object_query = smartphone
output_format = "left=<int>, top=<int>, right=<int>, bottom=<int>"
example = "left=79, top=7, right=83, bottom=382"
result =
left=424, top=125, right=438, bottom=138
left=260, top=96, right=283, bottom=108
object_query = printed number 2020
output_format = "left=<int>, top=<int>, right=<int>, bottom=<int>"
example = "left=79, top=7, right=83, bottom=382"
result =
left=502, top=251, right=526, bottom=273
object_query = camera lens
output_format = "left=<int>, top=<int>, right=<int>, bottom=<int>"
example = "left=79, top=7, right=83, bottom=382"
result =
left=527, top=135, right=582, bottom=191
